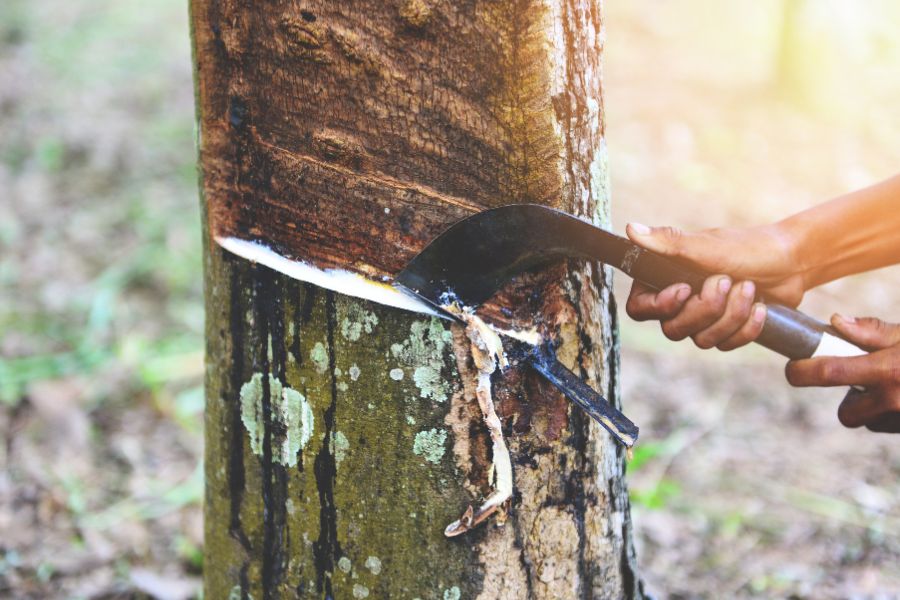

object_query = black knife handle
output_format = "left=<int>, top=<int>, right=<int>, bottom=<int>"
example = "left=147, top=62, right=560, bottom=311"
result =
left=622, top=245, right=866, bottom=361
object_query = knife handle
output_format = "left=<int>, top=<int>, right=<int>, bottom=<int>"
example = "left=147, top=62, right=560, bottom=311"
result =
left=623, top=246, right=867, bottom=361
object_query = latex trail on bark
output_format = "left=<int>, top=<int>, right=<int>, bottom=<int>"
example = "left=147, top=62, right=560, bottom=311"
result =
left=216, top=236, right=441, bottom=317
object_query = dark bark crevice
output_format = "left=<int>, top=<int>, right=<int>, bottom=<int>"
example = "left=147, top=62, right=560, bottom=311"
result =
left=226, top=256, right=251, bottom=555
left=255, top=268, right=289, bottom=599
left=311, top=291, right=341, bottom=597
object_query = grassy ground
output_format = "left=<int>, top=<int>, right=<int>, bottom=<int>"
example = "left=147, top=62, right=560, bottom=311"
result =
left=0, top=0, right=203, bottom=597
left=1, top=0, right=899, bottom=598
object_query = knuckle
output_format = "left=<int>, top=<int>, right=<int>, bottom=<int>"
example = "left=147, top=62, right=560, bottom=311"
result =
left=719, top=310, right=746, bottom=333
left=661, top=226, right=683, bottom=241
left=731, top=292, right=754, bottom=317
left=701, top=308, right=727, bottom=329
left=661, top=321, right=685, bottom=341
left=730, top=316, right=762, bottom=348
left=883, top=362, right=900, bottom=385
left=889, top=393, right=900, bottom=411
left=692, top=334, right=715, bottom=350
left=718, top=332, right=748, bottom=351
left=816, top=360, right=840, bottom=383
left=659, top=226, right=684, bottom=252
left=691, top=301, right=718, bottom=323
left=856, top=316, right=879, bottom=331
left=861, top=317, right=900, bottom=344
left=700, top=281, right=728, bottom=309
left=704, top=297, right=728, bottom=315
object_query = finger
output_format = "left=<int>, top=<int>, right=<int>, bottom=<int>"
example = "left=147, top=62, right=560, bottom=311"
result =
left=837, top=388, right=883, bottom=428
left=865, top=413, right=900, bottom=433
left=660, top=276, right=731, bottom=342
left=785, top=354, right=886, bottom=388
left=626, top=223, right=688, bottom=257
left=830, top=314, right=900, bottom=351
left=763, top=278, right=805, bottom=308
left=626, top=223, right=731, bottom=274
left=692, top=280, right=757, bottom=349
left=625, top=281, right=691, bottom=322
left=717, top=303, right=767, bottom=351
left=838, top=387, right=900, bottom=431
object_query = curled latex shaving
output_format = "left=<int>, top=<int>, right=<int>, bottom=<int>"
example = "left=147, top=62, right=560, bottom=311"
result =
left=444, top=310, right=514, bottom=537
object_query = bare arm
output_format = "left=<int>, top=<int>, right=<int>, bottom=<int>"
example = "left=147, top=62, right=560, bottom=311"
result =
left=624, top=174, right=900, bottom=433
left=783, top=174, right=900, bottom=289
left=625, top=174, right=900, bottom=352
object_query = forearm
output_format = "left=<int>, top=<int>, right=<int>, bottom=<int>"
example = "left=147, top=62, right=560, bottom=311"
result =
left=778, top=174, right=900, bottom=290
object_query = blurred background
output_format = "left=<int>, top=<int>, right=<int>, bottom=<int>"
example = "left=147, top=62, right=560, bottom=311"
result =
left=607, top=1, right=900, bottom=598
left=0, top=0, right=897, bottom=597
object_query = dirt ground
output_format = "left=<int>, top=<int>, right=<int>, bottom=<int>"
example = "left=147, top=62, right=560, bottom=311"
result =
left=606, top=2, right=900, bottom=598
left=1, top=0, right=899, bottom=598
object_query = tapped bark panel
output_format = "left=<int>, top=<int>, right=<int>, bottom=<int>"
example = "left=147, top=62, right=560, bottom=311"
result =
left=204, top=251, right=484, bottom=599
left=194, top=0, right=567, bottom=275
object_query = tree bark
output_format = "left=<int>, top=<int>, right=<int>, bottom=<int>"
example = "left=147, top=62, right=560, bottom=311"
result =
left=192, top=1, right=642, bottom=598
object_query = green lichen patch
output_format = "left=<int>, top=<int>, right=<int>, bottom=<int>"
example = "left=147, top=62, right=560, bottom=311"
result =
left=364, top=555, right=382, bottom=575
left=589, top=138, right=612, bottom=226
left=390, top=319, right=453, bottom=403
left=349, top=364, right=361, bottom=381
left=239, top=373, right=268, bottom=456
left=412, top=428, right=447, bottom=464
left=331, top=431, right=350, bottom=464
left=443, top=586, right=461, bottom=600
left=338, top=556, right=352, bottom=574
left=389, top=368, right=404, bottom=381
left=239, top=372, right=313, bottom=467
left=412, top=365, right=442, bottom=401
left=279, top=386, right=314, bottom=467
left=310, top=341, right=329, bottom=374
left=352, top=583, right=370, bottom=598
left=340, top=304, right=379, bottom=341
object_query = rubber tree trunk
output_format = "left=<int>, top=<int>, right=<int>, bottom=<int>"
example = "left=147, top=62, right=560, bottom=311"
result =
left=191, top=1, right=642, bottom=598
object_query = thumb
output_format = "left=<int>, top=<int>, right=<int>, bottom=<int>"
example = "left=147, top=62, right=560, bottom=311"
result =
left=830, top=314, right=900, bottom=351
left=626, top=223, right=733, bottom=275
left=626, top=223, right=691, bottom=257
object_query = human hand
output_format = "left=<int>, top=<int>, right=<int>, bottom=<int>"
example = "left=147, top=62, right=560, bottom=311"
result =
left=786, top=315, right=900, bottom=433
left=624, top=223, right=806, bottom=351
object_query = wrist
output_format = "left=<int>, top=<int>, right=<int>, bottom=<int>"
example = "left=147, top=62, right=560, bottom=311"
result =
left=767, top=217, right=814, bottom=290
